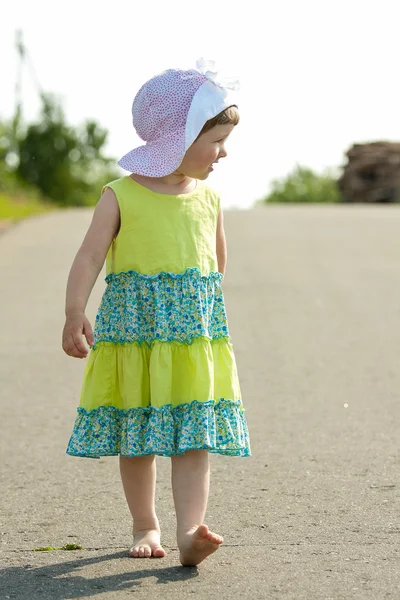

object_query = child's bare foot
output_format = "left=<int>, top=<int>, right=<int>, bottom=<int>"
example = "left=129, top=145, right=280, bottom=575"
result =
left=129, top=528, right=166, bottom=558
left=178, top=524, right=224, bottom=567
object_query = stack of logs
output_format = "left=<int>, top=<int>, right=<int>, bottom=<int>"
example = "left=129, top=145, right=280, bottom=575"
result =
left=338, top=142, right=400, bottom=203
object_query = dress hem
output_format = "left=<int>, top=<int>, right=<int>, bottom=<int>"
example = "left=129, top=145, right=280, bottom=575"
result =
left=66, top=446, right=252, bottom=459
left=66, top=399, right=251, bottom=459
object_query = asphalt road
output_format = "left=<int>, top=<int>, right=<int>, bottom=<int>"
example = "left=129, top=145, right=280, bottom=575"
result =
left=1, top=204, right=400, bottom=600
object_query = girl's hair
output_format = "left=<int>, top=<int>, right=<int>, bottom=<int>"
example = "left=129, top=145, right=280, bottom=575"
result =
left=196, top=105, right=240, bottom=138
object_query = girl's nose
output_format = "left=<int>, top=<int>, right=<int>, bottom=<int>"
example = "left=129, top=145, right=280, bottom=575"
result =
left=219, top=146, right=228, bottom=159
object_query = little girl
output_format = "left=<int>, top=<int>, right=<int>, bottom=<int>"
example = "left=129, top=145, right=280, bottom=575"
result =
left=62, top=58, right=251, bottom=567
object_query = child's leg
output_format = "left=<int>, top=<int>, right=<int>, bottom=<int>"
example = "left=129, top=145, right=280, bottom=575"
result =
left=171, top=449, right=224, bottom=566
left=119, top=455, right=166, bottom=558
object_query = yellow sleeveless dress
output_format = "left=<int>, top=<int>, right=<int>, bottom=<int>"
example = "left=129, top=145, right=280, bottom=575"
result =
left=66, top=176, right=251, bottom=458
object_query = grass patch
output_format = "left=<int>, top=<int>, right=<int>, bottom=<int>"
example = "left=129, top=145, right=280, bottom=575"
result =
left=0, top=193, right=54, bottom=222
left=33, top=544, right=84, bottom=552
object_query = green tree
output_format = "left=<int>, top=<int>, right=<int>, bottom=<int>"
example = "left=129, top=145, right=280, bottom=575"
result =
left=14, top=94, right=119, bottom=206
left=260, top=166, right=342, bottom=204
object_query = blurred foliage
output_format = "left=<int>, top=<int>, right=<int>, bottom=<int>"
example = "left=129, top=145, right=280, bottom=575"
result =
left=259, top=166, right=342, bottom=204
left=1, top=94, right=119, bottom=207
left=0, top=192, right=52, bottom=221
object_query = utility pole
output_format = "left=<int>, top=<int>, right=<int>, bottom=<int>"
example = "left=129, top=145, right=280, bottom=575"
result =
left=11, top=30, right=24, bottom=148
left=12, top=30, right=45, bottom=147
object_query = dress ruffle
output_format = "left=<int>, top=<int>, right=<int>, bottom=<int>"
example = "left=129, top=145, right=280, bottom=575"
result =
left=94, top=267, right=228, bottom=347
left=66, top=399, right=251, bottom=458
left=77, top=337, right=241, bottom=412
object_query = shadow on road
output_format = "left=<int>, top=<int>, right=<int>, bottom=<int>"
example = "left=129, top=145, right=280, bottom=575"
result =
left=0, top=550, right=199, bottom=599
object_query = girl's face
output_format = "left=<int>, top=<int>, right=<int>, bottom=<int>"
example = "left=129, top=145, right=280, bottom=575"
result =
left=175, top=123, right=235, bottom=180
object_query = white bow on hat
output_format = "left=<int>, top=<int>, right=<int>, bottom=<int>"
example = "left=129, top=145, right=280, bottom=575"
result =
left=195, top=57, right=240, bottom=92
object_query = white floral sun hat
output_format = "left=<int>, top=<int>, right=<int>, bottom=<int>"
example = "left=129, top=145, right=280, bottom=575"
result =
left=118, top=58, right=240, bottom=177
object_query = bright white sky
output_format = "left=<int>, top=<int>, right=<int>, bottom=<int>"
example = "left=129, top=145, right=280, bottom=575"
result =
left=2, top=0, right=400, bottom=208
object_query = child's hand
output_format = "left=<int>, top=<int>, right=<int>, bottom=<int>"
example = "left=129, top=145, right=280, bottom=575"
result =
left=62, top=313, right=94, bottom=359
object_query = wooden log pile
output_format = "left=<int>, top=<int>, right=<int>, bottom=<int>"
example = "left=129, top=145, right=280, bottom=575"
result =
left=338, top=142, right=400, bottom=203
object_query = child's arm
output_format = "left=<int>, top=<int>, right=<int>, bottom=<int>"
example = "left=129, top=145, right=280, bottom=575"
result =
left=62, top=188, right=120, bottom=359
left=216, top=206, right=227, bottom=277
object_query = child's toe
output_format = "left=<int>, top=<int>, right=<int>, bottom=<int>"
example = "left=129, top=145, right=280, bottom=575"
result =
left=197, top=524, right=209, bottom=538
left=153, top=545, right=166, bottom=557
left=208, top=532, right=223, bottom=544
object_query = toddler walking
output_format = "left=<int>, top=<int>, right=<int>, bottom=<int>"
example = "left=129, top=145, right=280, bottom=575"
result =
left=62, top=59, right=251, bottom=567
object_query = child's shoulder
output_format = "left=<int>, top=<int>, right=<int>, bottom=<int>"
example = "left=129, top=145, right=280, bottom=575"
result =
left=101, top=176, right=130, bottom=196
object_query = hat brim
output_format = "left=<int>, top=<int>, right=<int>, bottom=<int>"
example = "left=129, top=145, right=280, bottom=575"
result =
left=118, top=127, right=187, bottom=177
left=184, top=81, right=239, bottom=150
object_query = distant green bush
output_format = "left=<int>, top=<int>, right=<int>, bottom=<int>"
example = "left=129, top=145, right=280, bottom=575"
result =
left=259, top=166, right=342, bottom=204
left=1, top=94, right=119, bottom=207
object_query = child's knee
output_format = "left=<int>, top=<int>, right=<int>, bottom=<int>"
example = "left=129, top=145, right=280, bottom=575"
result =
left=120, top=454, right=155, bottom=462
left=174, top=449, right=209, bottom=461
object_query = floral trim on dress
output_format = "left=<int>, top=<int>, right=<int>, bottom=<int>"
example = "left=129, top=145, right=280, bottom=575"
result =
left=66, top=399, right=251, bottom=458
left=94, top=268, right=229, bottom=347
